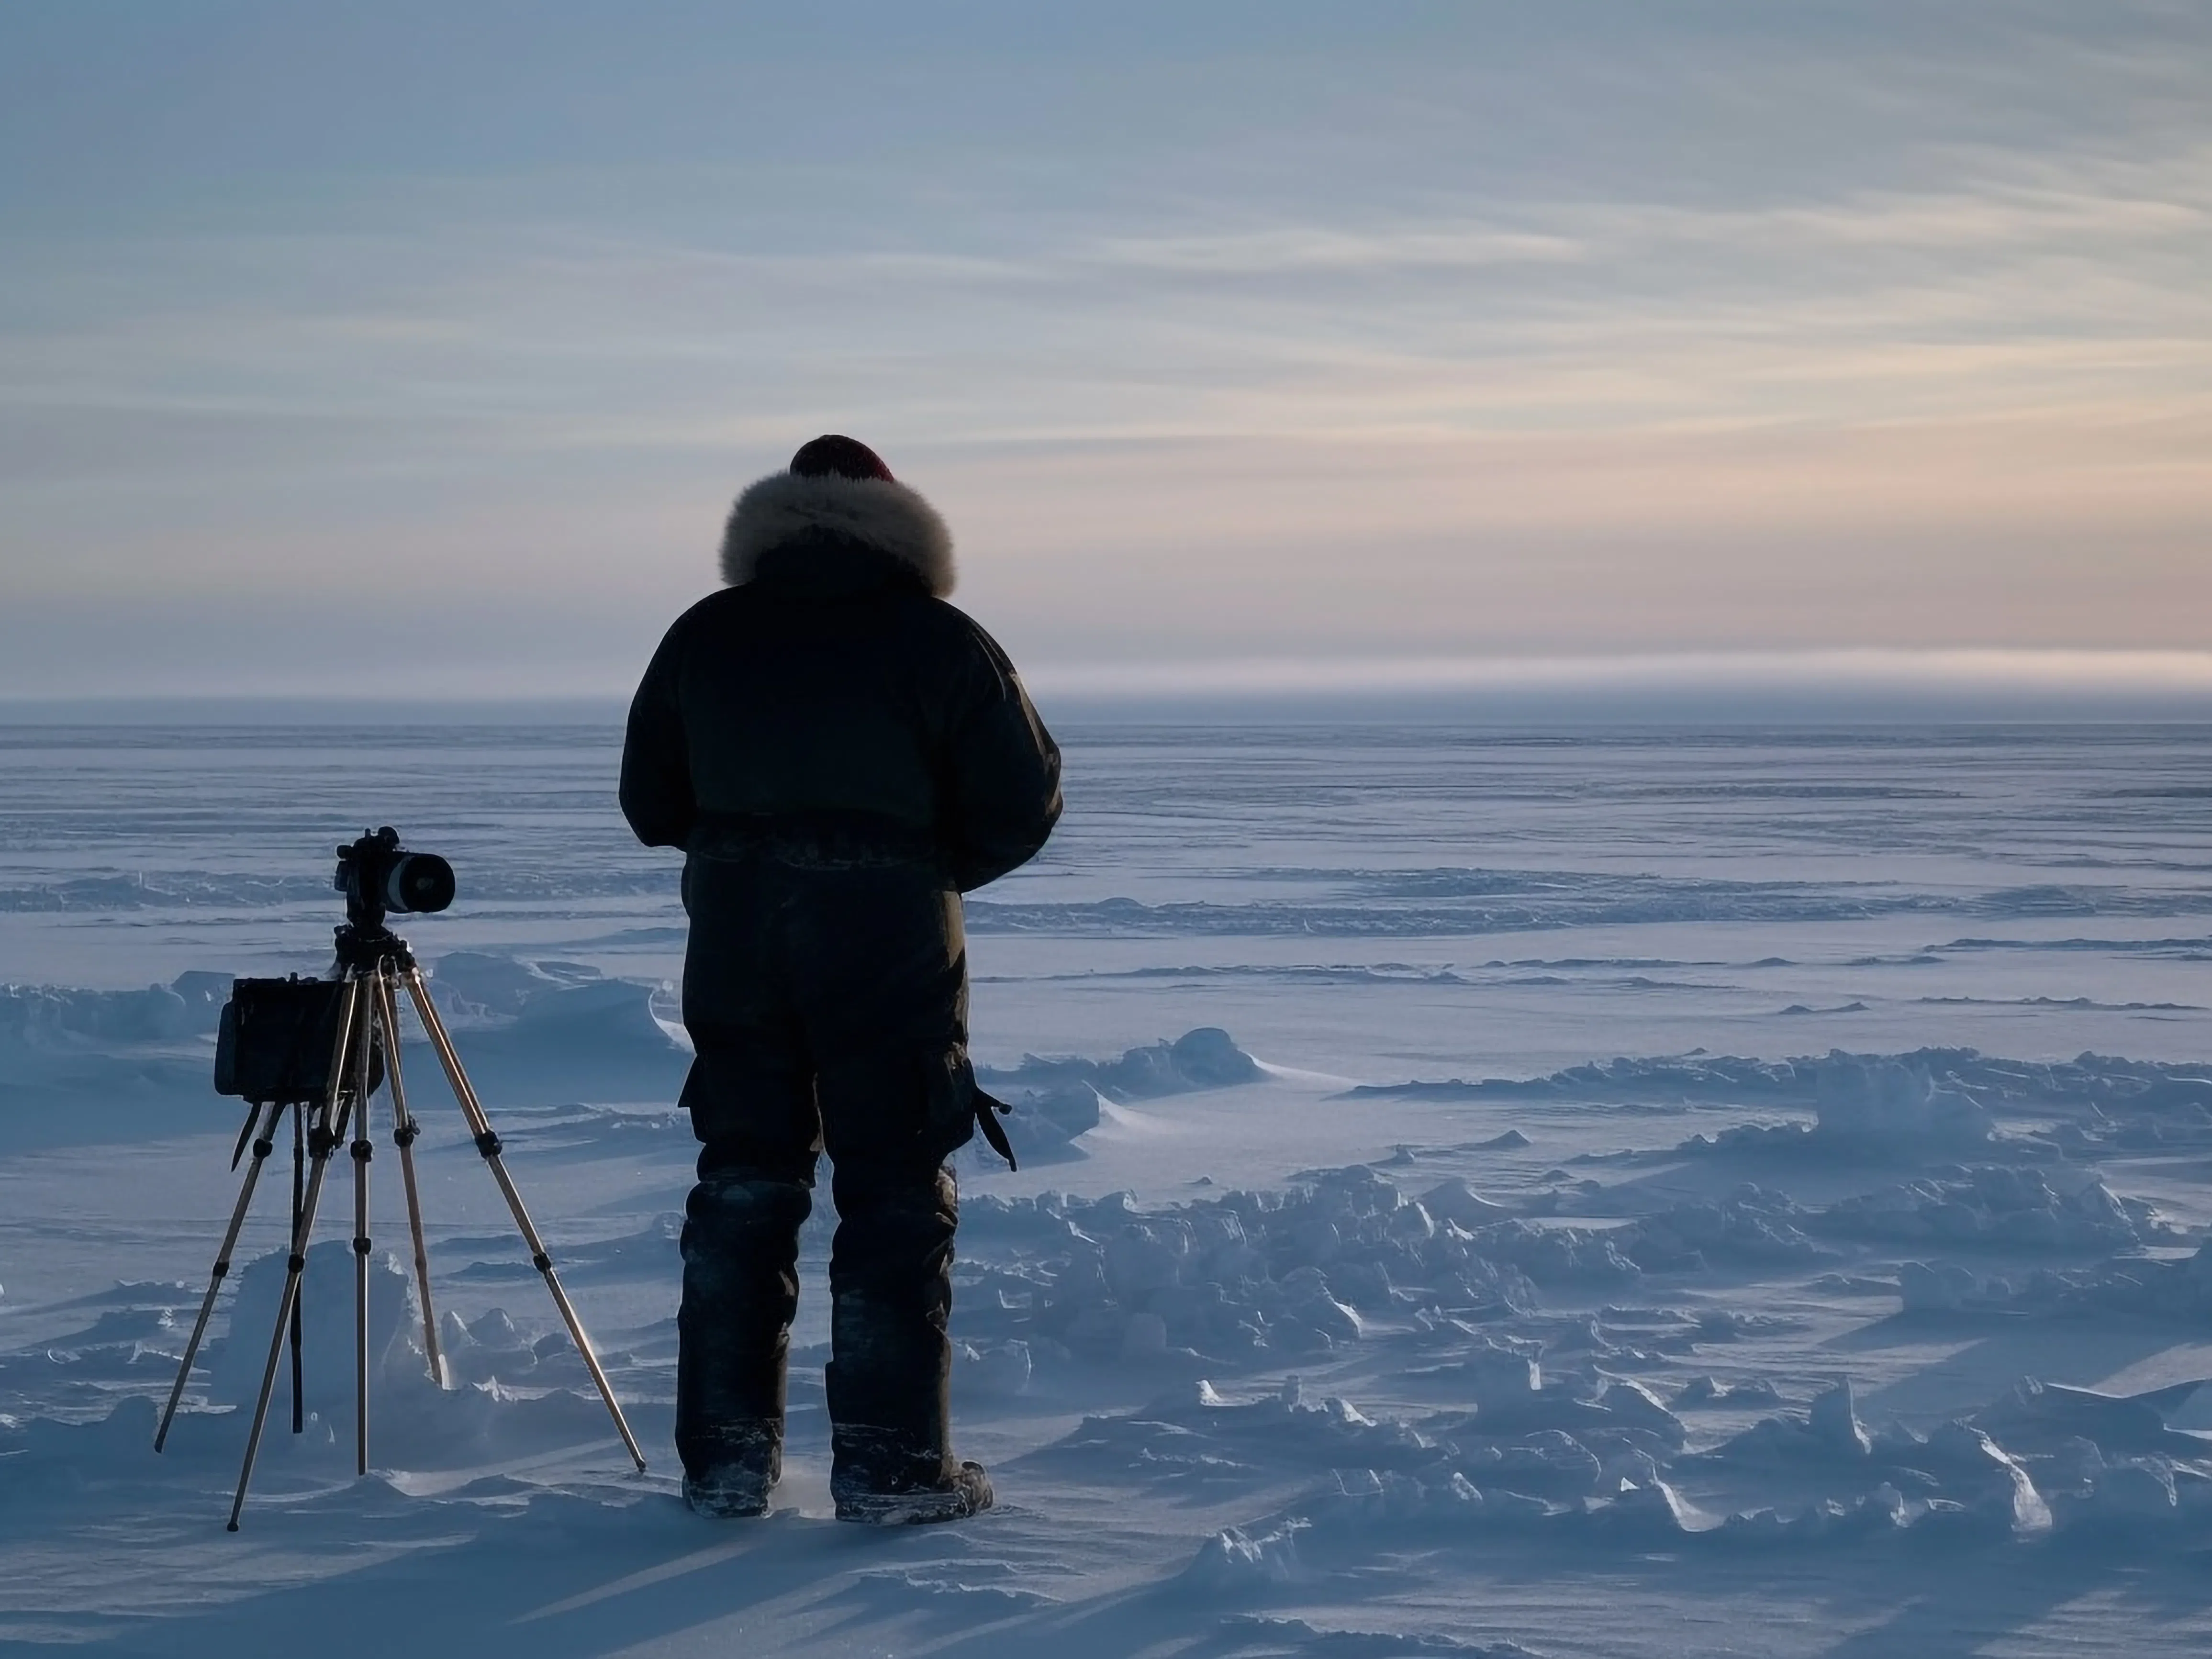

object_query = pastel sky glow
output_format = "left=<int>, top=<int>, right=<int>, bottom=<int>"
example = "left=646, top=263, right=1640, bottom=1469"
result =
left=2, top=2, right=2207, bottom=705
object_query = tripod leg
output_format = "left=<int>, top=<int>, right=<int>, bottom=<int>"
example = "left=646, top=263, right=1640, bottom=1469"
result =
left=227, top=975, right=362, bottom=1531
left=401, top=968, right=648, bottom=1472
left=155, top=1102, right=283, bottom=1453
left=374, top=972, right=445, bottom=1387
left=348, top=981, right=379, bottom=1478
left=290, top=1105, right=304, bottom=1434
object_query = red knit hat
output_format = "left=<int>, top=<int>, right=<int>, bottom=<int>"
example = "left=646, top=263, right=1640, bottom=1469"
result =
left=790, top=434, right=895, bottom=483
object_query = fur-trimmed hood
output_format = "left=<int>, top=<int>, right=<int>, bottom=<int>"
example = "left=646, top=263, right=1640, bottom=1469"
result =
left=719, top=470, right=956, bottom=597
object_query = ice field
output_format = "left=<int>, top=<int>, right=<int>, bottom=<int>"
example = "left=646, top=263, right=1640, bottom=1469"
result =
left=5, top=716, right=2212, bottom=1657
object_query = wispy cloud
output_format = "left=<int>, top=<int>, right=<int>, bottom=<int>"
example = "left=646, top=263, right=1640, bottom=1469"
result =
left=0, top=2, right=2207, bottom=695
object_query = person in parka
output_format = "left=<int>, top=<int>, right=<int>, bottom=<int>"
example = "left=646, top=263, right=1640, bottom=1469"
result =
left=620, top=434, right=1062, bottom=1524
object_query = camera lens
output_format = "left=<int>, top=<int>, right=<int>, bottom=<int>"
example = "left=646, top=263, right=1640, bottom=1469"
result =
left=381, top=852, right=456, bottom=914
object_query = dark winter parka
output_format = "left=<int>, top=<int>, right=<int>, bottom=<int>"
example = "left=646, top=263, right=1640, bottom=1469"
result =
left=620, top=468, right=1061, bottom=1181
left=620, top=469, right=1061, bottom=893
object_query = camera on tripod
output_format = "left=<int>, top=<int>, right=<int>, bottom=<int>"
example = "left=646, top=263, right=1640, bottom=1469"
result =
left=333, top=826, right=454, bottom=924
left=164, top=826, right=645, bottom=1528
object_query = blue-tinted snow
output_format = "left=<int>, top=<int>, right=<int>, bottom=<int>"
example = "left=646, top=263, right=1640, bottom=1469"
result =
left=3, top=720, right=2212, bottom=1657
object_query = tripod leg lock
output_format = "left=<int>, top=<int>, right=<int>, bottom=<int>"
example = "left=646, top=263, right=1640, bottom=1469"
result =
left=351, top=1140, right=373, bottom=1164
left=393, top=1120, right=421, bottom=1148
left=287, top=1253, right=307, bottom=1274
left=353, top=1238, right=373, bottom=1257
left=532, top=1252, right=552, bottom=1272
left=473, top=1130, right=503, bottom=1158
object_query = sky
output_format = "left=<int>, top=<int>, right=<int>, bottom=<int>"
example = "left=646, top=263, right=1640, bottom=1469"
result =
left=1, top=1, right=2207, bottom=708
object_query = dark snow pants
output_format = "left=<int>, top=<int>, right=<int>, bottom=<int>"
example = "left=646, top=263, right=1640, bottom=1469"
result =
left=674, top=845, right=978, bottom=1493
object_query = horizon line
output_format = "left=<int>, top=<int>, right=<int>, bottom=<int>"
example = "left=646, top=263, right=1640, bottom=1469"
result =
left=9, top=649, right=2212, bottom=725
left=8, top=647, right=2212, bottom=698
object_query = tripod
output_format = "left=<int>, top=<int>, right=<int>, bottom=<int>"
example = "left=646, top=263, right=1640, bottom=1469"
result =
left=155, top=913, right=648, bottom=1529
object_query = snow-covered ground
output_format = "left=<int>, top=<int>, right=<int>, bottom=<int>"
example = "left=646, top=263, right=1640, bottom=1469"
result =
left=5, top=718, right=2212, bottom=1657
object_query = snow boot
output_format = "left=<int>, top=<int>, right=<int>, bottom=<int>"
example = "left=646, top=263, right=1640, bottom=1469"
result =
left=832, top=1459, right=994, bottom=1525
left=821, top=1162, right=980, bottom=1523
left=675, top=1169, right=809, bottom=1518
left=679, top=1420, right=783, bottom=1519
left=829, top=1425, right=994, bottom=1525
